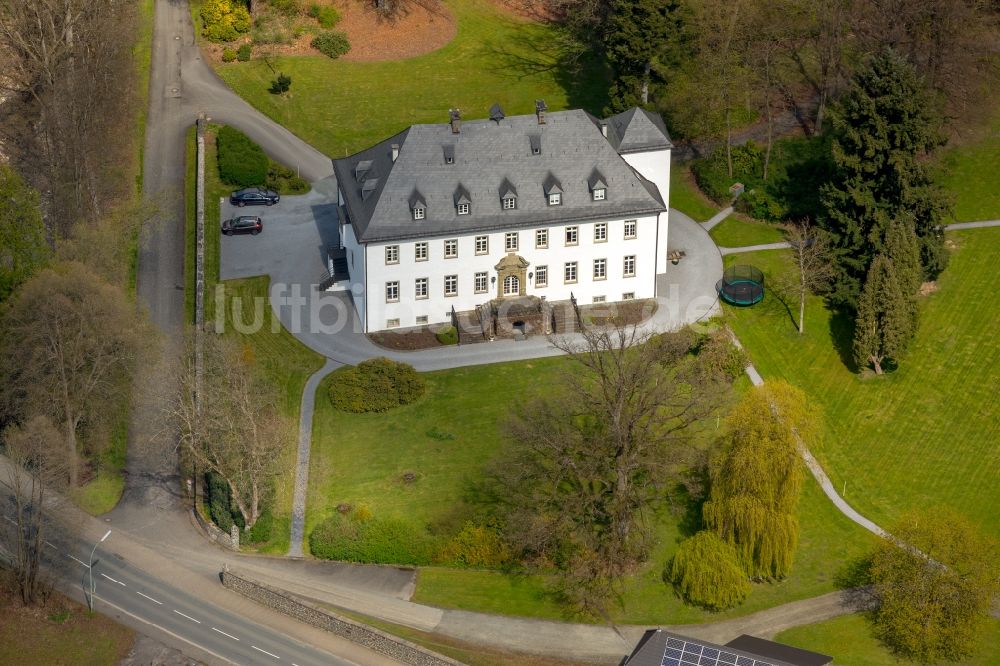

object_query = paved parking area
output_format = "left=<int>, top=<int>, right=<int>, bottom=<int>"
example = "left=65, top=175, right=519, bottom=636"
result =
left=219, top=183, right=340, bottom=285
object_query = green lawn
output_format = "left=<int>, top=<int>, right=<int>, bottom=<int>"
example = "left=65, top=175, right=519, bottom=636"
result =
left=723, top=229, right=1000, bottom=541
left=710, top=216, right=787, bottom=248
left=308, top=352, right=873, bottom=624
left=671, top=163, right=721, bottom=222
left=938, top=112, right=1000, bottom=222
left=214, top=0, right=608, bottom=157
left=775, top=614, right=1000, bottom=665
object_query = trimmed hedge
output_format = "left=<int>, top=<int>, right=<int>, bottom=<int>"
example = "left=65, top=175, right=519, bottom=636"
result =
left=328, top=358, right=425, bottom=413
left=216, top=125, right=268, bottom=187
left=435, top=325, right=458, bottom=345
left=311, top=31, right=350, bottom=59
left=309, top=514, right=435, bottom=565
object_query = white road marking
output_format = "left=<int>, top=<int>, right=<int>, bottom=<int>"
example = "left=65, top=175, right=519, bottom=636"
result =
left=251, top=645, right=280, bottom=659
left=68, top=555, right=89, bottom=568
left=44, top=540, right=56, bottom=549
left=136, top=591, right=163, bottom=605
left=211, top=627, right=240, bottom=641
left=3, top=516, right=15, bottom=524
left=101, top=573, right=126, bottom=586
left=173, top=609, right=202, bottom=624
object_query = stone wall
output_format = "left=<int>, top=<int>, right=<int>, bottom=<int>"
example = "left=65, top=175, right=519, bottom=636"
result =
left=191, top=506, right=237, bottom=550
left=220, top=568, right=464, bottom=666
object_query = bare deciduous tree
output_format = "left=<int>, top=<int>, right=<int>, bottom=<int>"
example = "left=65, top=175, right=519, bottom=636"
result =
left=495, top=324, right=726, bottom=616
left=168, top=333, right=286, bottom=531
left=786, top=221, right=834, bottom=334
left=3, top=415, right=70, bottom=605
left=0, top=262, right=144, bottom=487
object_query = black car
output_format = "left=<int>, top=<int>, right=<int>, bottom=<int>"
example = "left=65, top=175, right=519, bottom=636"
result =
left=221, top=216, right=263, bottom=236
left=230, top=187, right=280, bottom=207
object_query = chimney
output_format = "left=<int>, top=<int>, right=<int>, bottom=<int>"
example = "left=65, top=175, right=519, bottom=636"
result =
left=600, top=122, right=608, bottom=137
left=391, top=144, right=399, bottom=162
left=535, top=99, right=547, bottom=125
left=449, top=108, right=461, bottom=134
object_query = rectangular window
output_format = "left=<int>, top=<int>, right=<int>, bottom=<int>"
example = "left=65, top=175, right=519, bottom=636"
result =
left=457, top=202, right=470, bottom=215
left=505, top=232, right=519, bottom=251
left=593, top=188, right=606, bottom=201
left=387, top=318, right=400, bottom=328
left=624, top=255, right=636, bottom=277
left=594, top=223, right=607, bottom=243
left=474, top=271, right=488, bottom=294
left=475, top=235, right=488, bottom=255
left=624, top=220, right=637, bottom=239
left=622, top=292, right=635, bottom=301
left=415, top=242, right=428, bottom=261
left=565, top=226, right=578, bottom=246
left=444, top=274, right=458, bottom=296
left=593, top=295, right=606, bottom=303
left=416, top=315, right=429, bottom=325
left=444, top=239, right=458, bottom=258
left=415, top=277, right=428, bottom=299
left=535, top=229, right=548, bottom=248
left=548, top=193, right=561, bottom=206
left=385, top=281, right=399, bottom=303
left=503, top=197, right=516, bottom=210
left=593, top=258, right=607, bottom=280
left=564, top=262, right=578, bottom=284
left=535, top=265, right=548, bottom=287
left=385, top=245, right=399, bottom=264
left=413, top=207, right=425, bottom=220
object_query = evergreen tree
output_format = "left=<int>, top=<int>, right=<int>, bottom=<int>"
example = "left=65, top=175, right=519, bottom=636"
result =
left=0, top=166, right=49, bottom=301
left=604, top=0, right=682, bottom=112
left=853, top=253, right=916, bottom=374
left=819, top=49, right=950, bottom=309
left=702, top=382, right=816, bottom=579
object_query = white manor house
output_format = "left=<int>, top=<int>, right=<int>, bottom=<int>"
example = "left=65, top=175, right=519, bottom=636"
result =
left=330, top=102, right=673, bottom=334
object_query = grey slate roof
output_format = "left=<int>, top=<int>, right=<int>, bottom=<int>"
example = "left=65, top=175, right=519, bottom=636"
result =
left=624, top=630, right=806, bottom=666
left=332, top=108, right=669, bottom=244
left=604, top=107, right=674, bottom=154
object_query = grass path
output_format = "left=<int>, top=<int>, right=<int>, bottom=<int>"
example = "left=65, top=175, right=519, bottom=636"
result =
left=723, top=230, right=1000, bottom=540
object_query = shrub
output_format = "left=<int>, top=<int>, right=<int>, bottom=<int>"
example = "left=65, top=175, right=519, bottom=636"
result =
left=265, top=162, right=310, bottom=194
left=435, top=325, right=458, bottom=345
left=311, top=30, right=350, bottom=59
left=328, top=357, right=425, bottom=413
left=308, top=4, right=340, bottom=28
left=738, top=188, right=787, bottom=221
left=216, top=125, right=268, bottom=187
left=267, top=0, right=301, bottom=15
left=691, top=142, right=765, bottom=203
left=669, top=531, right=750, bottom=611
left=205, top=471, right=238, bottom=533
left=200, top=0, right=251, bottom=42
left=236, top=43, right=252, bottom=61
left=436, top=522, right=511, bottom=568
left=695, top=329, right=749, bottom=380
left=221, top=47, right=237, bottom=62
left=309, top=514, right=435, bottom=565
left=269, top=73, right=292, bottom=95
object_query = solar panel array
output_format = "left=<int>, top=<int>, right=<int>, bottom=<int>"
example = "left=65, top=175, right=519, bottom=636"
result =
left=660, top=637, right=777, bottom=666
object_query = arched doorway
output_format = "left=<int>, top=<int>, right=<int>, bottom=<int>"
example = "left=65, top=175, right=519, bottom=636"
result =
left=503, top=274, right=520, bottom=296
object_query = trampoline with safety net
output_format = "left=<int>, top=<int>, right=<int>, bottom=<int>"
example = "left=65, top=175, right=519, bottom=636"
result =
left=717, top=264, right=765, bottom=306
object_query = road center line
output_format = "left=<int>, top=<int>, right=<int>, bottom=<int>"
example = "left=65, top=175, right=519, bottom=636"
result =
left=251, top=645, right=280, bottom=659
left=101, top=573, right=126, bottom=586
left=67, top=554, right=89, bottom=568
left=211, top=627, right=240, bottom=641
left=173, top=609, right=202, bottom=624
left=136, top=591, right=163, bottom=605
left=44, top=540, right=56, bottom=549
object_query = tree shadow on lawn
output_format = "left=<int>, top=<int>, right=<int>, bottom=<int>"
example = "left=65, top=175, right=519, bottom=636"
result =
left=470, top=19, right=610, bottom=115
left=828, top=307, right=860, bottom=373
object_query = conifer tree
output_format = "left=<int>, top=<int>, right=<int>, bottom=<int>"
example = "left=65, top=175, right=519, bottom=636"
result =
left=819, top=49, right=950, bottom=308
left=604, top=0, right=682, bottom=111
left=853, top=253, right=916, bottom=374
left=702, top=382, right=816, bottom=579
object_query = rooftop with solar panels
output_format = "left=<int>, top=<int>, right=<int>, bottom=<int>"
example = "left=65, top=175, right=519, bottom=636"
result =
left=624, top=629, right=833, bottom=666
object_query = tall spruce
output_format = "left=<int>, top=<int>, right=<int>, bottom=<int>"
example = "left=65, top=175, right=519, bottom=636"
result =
left=819, top=49, right=950, bottom=309
left=853, top=253, right=916, bottom=374
left=702, top=382, right=816, bottom=579
left=604, top=0, right=682, bottom=111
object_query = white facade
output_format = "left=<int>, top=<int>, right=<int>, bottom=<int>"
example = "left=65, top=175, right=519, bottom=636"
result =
left=620, top=148, right=671, bottom=275
left=351, top=214, right=659, bottom=331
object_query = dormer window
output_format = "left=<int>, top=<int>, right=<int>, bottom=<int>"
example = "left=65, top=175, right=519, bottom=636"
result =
left=548, top=193, right=561, bottom=206
left=454, top=184, right=471, bottom=216
left=503, top=198, right=516, bottom=210
left=409, top=188, right=427, bottom=220
left=543, top=173, right=563, bottom=207
left=589, top=169, right=607, bottom=202
left=458, top=202, right=470, bottom=215
left=499, top=178, right=517, bottom=211
left=413, top=206, right=425, bottom=220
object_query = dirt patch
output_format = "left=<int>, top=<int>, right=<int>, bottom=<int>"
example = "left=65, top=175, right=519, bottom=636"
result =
left=333, top=0, right=456, bottom=61
left=368, top=325, right=446, bottom=350
left=919, top=281, right=938, bottom=296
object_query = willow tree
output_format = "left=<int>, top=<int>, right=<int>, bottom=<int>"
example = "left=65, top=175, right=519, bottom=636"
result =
left=670, top=530, right=750, bottom=610
left=703, top=381, right=817, bottom=579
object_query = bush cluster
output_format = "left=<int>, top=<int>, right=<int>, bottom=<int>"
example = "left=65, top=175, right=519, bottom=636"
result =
left=200, top=0, right=251, bottom=42
left=205, top=471, right=241, bottom=532
left=435, top=325, right=458, bottom=345
left=309, top=513, right=435, bottom=565
left=328, top=358, right=426, bottom=413
left=435, top=522, right=510, bottom=568
left=222, top=47, right=237, bottom=62
left=691, top=142, right=765, bottom=203
left=265, top=163, right=310, bottom=194
left=216, top=125, right=269, bottom=187
left=308, top=4, right=341, bottom=28
left=311, top=31, right=350, bottom=59
left=695, top=329, right=749, bottom=380
left=737, top=188, right=787, bottom=222
left=237, top=43, right=253, bottom=61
